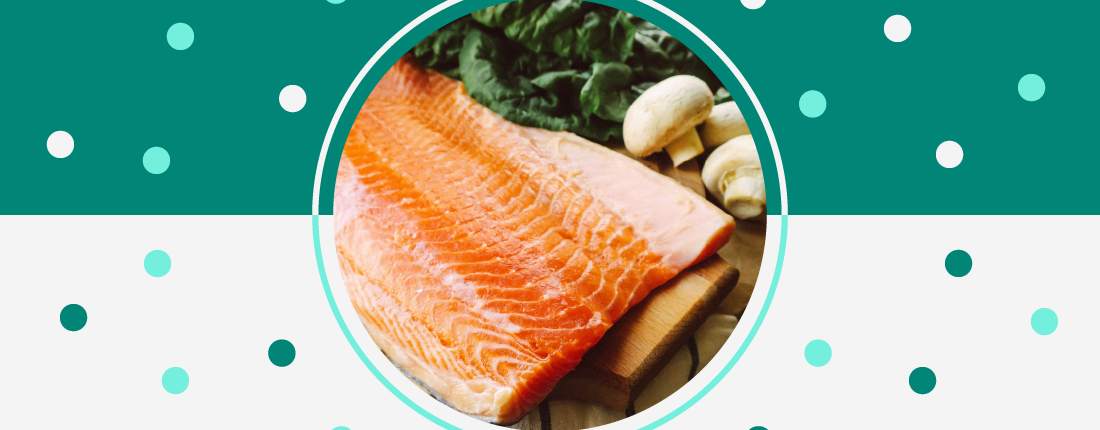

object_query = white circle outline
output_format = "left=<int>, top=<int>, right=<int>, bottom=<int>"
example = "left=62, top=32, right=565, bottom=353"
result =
left=311, top=0, right=787, bottom=215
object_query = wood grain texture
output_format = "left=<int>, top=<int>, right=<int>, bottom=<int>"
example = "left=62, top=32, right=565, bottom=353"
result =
left=549, top=255, right=739, bottom=409
left=716, top=217, right=765, bottom=318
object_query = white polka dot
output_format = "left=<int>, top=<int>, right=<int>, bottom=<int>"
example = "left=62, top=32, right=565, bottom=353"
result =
left=741, top=0, right=765, bottom=9
left=936, top=141, right=963, bottom=168
left=884, top=15, right=911, bottom=42
left=279, top=85, right=307, bottom=113
left=47, top=131, right=74, bottom=158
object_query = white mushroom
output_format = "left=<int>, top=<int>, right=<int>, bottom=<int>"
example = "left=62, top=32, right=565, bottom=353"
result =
left=700, top=102, right=749, bottom=149
left=701, top=134, right=765, bottom=219
left=623, top=75, right=713, bottom=166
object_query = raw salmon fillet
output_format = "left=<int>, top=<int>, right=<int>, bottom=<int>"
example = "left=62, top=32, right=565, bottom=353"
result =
left=335, top=57, right=735, bottom=424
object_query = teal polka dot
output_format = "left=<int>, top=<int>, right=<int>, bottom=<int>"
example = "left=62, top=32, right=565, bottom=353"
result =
left=162, top=367, right=189, bottom=394
left=143, top=147, right=171, bottom=174
left=799, top=90, right=826, bottom=118
left=804, top=339, right=832, bottom=367
left=945, top=250, right=972, bottom=277
left=750, top=426, right=768, bottom=430
left=909, top=367, right=936, bottom=394
left=167, top=23, right=194, bottom=50
left=144, top=250, right=172, bottom=277
left=268, top=339, right=297, bottom=367
left=1018, top=74, right=1045, bottom=101
left=1031, top=308, right=1058, bottom=335
left=60, top=304, right=87, bottom=331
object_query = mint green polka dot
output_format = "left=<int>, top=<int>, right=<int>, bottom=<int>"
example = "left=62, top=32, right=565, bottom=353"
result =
left=268, top=339, right=296, bottom=367
left=162, top=367, right=189, bottom=394
left=143, top=147, right=171, bottom=174
left=1031, top=308, right=1058, bottom=335
left=945, top=250, right=972, bottom=277
left=328, top=0, right=345, bottom=3
left=1018, top=74, right=1045, bottom=101
left=799, top=90, right=826, bottom=118
left=144, top=250, right=172, bottom=277
left=167, top=23, right=194, bottom=50
left=60, top=304, right=87, bottom=331
left=804, top=339, right=831, bottom=367
left=333, top=427, right=350, bottom=430
left=909, top=367, right=936, bottom=394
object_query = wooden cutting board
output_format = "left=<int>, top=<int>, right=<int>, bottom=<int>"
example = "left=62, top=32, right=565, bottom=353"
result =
left=549, top=255, right=738, bottom=409
left=547, top=153, right=742, bottom=409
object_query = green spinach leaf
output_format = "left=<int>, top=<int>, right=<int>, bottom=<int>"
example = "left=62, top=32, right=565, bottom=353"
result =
left=410, top=1, right=724, bottom=143
left=503, top=0, right=588, bottom=55
left=457, top=27, right=620, bottom=141
left=553, top=9, right=635, bottom=63
left=580, top=62, right=636, bottom=122
left=411, top=16, right=474, bottom=79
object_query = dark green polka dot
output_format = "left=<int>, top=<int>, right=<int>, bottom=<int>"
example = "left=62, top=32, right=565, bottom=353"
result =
left=750, top=427, right=768, bottom=430
left=945, top=250, right=972, bottom=277
left=268, top=339, right=296, bottom=367
left=909, top=367, right=936, bottom=394
left=60, top=304, right=87, bottom=331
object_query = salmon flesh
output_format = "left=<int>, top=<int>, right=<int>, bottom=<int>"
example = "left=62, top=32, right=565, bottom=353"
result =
left=334, top=57, right=736, bottom=424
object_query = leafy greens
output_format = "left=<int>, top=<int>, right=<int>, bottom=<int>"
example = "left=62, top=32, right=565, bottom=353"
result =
left=411, top=0, right=727, bottom=142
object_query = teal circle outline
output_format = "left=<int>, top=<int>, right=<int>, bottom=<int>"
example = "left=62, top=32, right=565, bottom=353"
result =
left=309, top=1, right=789, bottom=428
left=311, top=215, right=785, bottom=429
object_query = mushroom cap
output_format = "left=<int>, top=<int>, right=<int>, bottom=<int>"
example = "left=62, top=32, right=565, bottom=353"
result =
left=700, top=102, right=749, bottom=148
left=623, top=75, right=714, bottom=157
left=701, top=134, right=761, bottom=198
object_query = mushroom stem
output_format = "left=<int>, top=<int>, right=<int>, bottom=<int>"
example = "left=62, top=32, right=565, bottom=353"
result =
left=665, top=128, right=705, bottom=167
left=721, top=169, right=766, bottom=219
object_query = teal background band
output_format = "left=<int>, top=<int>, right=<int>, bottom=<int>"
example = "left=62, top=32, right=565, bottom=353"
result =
left=315, top=0, right=780, bottom=216
left=2, top=0, right=1092, bottom=215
